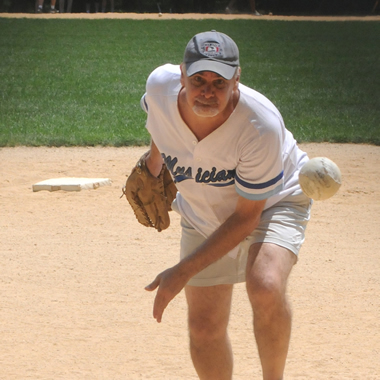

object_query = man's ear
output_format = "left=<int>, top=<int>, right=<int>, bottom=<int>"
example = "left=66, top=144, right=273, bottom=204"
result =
left=234, top=67, right=241, bottom=90
left=237, top=67, right=241, bottom=79
left=180, top=63, right=186, bottom=86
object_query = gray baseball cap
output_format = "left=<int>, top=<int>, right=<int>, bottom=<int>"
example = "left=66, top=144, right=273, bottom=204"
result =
left=183, top=31, right=240, bottom=80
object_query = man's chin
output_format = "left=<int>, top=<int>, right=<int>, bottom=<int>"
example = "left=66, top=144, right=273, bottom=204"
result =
left=192, top=105, right=220, bottom=118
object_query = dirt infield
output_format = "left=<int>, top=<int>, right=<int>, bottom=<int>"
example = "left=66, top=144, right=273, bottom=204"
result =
left=1, top=12, right=380, bottom=21
left=1, top=143, right=379, bottom=379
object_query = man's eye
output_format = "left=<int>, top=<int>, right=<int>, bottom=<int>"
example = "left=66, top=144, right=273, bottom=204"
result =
left=192, top=76, right=204, bottom=86
left=214, top=79, right=226, bottom=88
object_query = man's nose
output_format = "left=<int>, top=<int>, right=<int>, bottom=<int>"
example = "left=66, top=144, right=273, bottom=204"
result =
left=201, top=84, right=214, bottom=98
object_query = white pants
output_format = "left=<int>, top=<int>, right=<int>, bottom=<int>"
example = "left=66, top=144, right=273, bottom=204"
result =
left=174, top=191, right=312, bottom=287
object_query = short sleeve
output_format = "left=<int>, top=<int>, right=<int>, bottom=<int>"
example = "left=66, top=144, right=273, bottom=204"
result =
left=235, top=113, right=285, bottom=201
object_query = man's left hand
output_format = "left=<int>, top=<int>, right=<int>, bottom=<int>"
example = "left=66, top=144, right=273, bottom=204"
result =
left=145, top=265, right=189, bottom=323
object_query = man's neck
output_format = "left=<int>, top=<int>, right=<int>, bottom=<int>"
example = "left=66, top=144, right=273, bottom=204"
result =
left=178, top=88, right=239, bottom=141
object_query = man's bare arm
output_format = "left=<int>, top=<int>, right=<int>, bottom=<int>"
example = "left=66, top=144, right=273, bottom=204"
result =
left=145, top=196, right=266, bottom=322
left=145, top=139, right=164, bottom=177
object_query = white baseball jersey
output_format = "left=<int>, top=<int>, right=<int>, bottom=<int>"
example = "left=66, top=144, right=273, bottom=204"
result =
left=141, top=64, right=309, bottom=241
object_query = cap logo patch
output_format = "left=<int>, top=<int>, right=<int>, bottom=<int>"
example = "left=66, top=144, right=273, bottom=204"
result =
left=202, top=42, right=222, bottom=57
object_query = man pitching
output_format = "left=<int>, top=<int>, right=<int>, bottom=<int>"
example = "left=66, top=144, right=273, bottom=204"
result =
left=126, top=30, right=312, bottom=380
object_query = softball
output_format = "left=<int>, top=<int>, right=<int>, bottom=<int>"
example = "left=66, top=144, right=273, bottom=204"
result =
left=299, top=157, right=342, bottom=200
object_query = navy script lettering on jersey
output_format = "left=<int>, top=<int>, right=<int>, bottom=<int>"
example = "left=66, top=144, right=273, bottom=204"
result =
left=163, top=154, right=235, bottom=187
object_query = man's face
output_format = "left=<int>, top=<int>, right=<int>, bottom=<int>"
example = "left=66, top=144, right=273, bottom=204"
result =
left=180, top=67, right=240, bottom=118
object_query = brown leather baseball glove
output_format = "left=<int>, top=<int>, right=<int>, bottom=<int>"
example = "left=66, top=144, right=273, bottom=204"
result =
left=122, top=152, right=177, bottom=232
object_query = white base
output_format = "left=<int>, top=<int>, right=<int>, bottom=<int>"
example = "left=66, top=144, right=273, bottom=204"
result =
left=33, top=177, right=112, bottom=192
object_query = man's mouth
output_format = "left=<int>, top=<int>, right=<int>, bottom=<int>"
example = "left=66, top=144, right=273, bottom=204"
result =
left=195, top=98, right=218, bottom=107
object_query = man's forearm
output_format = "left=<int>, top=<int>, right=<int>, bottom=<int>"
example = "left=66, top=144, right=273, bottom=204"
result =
left=146, top=139, right=164, bottom=177
left=145, top=193, right=266, bottom=323
left=176, top=202, right=264, bottom=280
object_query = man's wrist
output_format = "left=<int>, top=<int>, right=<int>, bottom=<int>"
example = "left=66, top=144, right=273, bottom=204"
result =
left=175, top=260, right=195, bottom=284
left=146, top=153, right=163, bottom=178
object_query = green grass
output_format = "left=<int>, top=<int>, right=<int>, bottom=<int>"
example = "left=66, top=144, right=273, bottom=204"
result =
left=0, top=18, right=379, bottom=146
